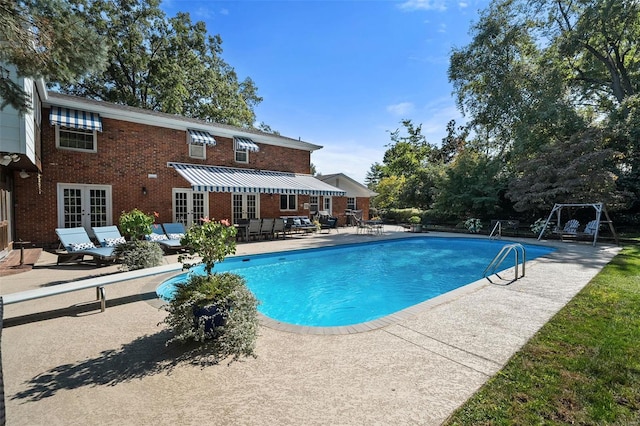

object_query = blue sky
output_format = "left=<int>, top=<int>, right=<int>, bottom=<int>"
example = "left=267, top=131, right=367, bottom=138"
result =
left=161, top=0, right=490, bottom=184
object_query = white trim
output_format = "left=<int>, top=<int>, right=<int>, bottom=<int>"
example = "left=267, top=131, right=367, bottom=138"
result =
left=172, top=188, right=209, bottom=227
left=57, top=183, right=112, bottom=230
left=55, top=125, right=98, bottom=153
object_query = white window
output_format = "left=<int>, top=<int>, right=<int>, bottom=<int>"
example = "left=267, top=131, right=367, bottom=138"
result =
left=235, top=145, right=248, bottom=163
left=56, top=126, right=97, bottom=152
left=189, top=143, right=206, bottom=159
left=280, top=194, right=297, bottom=211
left=347, top=197, right=356, bottom=210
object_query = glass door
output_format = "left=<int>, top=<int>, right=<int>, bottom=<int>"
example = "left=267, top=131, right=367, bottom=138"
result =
left=173, top=188, right=209, bottom=226
left=57, top=184, right=112, bottom=233
left=232, top=193, right=259, bottom=223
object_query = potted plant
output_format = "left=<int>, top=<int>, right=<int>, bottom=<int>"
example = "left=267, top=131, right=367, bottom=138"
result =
left=409, top=215, right=422, bottom=233
left=163, top=218, right=260, bottom=361
left=114, top=209, right=163, bottom=270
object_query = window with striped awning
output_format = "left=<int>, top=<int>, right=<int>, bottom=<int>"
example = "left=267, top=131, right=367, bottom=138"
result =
left=49, top=106, right=102, bottom=132
left=234, top=137, right=260, bottom=152
left=187, top=129, right=216, bottom=146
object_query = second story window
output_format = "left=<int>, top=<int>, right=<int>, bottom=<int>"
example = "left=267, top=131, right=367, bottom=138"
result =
left=56, top=126, right=97, bottom=152
left=187, top=129, right=215, bottom=160
left=234, top=137, right=260, bottom=163
left=50, top=106, right=102, bottom=153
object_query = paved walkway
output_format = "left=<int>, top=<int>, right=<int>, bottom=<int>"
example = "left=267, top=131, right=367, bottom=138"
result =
left=0, top=228, right=620, bottom=425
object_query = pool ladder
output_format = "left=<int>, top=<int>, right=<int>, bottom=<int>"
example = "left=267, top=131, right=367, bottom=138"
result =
left=483, top=243, right=526, bottom=284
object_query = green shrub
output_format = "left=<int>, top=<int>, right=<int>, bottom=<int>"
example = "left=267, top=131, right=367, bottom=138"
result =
left=114, top=240, right=164, bottom=271
left=464, top=218, right=483, bottom=233
left=119, top=208, right=154, bottom=240
left=530, top=218, right=551, bottom=236
left=409, top=215, right=422, bottom=224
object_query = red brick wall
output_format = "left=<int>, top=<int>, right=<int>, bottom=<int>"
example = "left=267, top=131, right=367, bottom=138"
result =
left=14, top=109, right=314, bottom=246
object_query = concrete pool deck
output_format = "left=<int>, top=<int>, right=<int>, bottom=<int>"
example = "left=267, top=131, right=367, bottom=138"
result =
left=0, top=228, right=621, bottom=425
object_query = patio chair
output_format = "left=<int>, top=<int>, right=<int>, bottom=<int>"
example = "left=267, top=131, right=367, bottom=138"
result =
left=92, top=225, right=126, bottom=248
left=55, top=227, right=117, bottom=265
left=248, top=218, right=262, bottom=240
left=162, top=223, right=188, bottom=250
left=272, top=218, right=286, bottom=239
left=145, top=224, right=186, bottom=251
left=260, top=218, right=275, bottom=240
left=318, top=214, right=339, bottom=233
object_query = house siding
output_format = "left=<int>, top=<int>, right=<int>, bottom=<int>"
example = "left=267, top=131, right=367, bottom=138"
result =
left=14, top=108, right=314, bottom=246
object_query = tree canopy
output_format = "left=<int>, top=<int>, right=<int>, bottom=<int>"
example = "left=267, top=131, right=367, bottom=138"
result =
left=447, top=0, right=639, bottom=214
left=0, top=0, right=106, bottom=113
left=58, top=0, right=262, bottom=127
left=369, top=0, right=639, bottom=222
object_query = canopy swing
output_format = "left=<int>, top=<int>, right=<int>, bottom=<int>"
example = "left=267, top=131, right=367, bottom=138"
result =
left=537, top=202, right=619, bottom=246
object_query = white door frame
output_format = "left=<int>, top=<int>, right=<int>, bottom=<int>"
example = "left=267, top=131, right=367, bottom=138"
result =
left=57, top=183, right=112, bottom=232
left=232, top=193, right=260, bottom=223
left=172, top=188, right=209, bottom=227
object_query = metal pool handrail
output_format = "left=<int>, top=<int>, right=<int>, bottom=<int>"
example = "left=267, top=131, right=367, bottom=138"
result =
left=483, top=243, right=526, bottom=283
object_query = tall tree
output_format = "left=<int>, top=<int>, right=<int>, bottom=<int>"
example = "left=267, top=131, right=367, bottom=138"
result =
left=449, top=0, right=639, bottom=212
left=59, top=0, right=262, bottom=127
left=0, top=0, right=106, bottom=113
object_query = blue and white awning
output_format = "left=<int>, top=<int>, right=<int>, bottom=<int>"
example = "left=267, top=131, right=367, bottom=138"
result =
left=169, top=162, right=346, bottom=196
left=49, top=106, right=102, bottom=132
left=188, top=129, right=216, bottom=146
left=234, top=137, right=260, bottom=152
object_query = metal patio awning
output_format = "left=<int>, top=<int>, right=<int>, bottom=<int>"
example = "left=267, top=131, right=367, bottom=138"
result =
left=49, top=106, right=102, bottom=131
left=169, top=162, right=346, bottom=196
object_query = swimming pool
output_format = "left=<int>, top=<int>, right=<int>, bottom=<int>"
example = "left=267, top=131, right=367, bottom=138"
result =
left=157, top=237, right=555, bottom=327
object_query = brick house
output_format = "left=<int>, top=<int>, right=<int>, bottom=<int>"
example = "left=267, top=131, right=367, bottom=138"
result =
left=1, top=83, right=373, bottom=251
left=316, top=173, right=378, bottom=224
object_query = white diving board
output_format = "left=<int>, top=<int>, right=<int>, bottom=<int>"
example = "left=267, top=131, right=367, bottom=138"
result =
left=2, top=264, right=182, bottom=312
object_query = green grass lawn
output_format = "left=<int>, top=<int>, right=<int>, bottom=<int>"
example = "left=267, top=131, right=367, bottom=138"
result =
left=444, top=244, right=640, bottom=425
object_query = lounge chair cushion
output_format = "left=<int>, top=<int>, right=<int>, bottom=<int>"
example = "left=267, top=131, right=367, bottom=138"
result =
left=167, top=233, right=184, bottom=240
left=148, top=233, right=168, bottom=242
left=301, top=218, right=313, bottom=226
left=293, top=218, right=301, bottom=226
left=70, top=242, right=97, bottom=251
left=105, top=236, right=126, bottom=247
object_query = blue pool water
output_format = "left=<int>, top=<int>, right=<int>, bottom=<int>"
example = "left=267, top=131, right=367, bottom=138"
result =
left=157, top=237, right=555, bottom=327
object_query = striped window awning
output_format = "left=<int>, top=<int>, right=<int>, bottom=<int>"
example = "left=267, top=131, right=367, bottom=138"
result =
left=188, top=129, right=216, bottom=146
left=49, top=106, right=102, bottom=132
left=169, top=162, right=346, bottom=196
left=234, top=137, right=260, bottom=152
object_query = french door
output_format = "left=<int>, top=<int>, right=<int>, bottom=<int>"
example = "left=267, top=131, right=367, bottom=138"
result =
left=232, top=193, right=259, bottom=223
left=173, top=188, right=208, bottom=227
left=57, top=184, right=112, bottom=233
